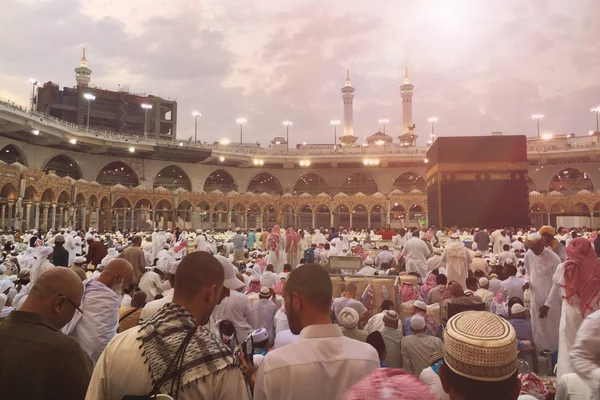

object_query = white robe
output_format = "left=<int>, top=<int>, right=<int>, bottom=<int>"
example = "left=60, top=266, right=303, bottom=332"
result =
left=392, top=234, right=408, bottom=258
left=441, top=243, right=471, bottom=289
left=524, top=248, right=562, bottom=352
left=402, top=238, right=431, bottom=279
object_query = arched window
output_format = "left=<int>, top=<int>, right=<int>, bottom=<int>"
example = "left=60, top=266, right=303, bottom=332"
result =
left=0, top=145, right=26, bottom=165
left=341, top=172, right=378, bottom=195
left=96, top=161, right=139, bottom=187
left=549, top=168, right=593, bottom=194
left=391, top=172, right=426, bottom=192
left=204, top=170, right=238, bottom=192
left=247, top=173, right=283, bottom=195
left=154, top=165, right=192, bottom=191
left=43, top=155, right=82, bottom=180
left=294, top=173, right=328, bottom=195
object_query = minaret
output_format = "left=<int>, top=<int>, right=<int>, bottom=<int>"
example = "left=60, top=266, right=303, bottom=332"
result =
left=340, top=70, right=358, bottom=146
left=400, top=67, right=414, bottom=134
left=75, top=47, right=92, bottom=87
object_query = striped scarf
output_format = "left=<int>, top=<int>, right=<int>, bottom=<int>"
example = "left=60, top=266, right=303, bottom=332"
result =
left=137, top=303, right=237, bottom=396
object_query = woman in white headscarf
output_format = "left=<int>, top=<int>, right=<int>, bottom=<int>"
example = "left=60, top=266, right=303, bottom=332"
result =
left=30, top=246, right=55, bottom=284
left=441, top=234, right=471, bottom=288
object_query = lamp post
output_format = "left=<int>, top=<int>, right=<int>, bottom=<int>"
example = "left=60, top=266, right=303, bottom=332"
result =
left=141, top=104, right=153, bottom=136
left=28, top=78, right=38, bottom=112
left=532, top=114, right=544, bottom=141
left=330, top=119, right=340, bottom=149
left=83, top=93, right=96, bottom=131
left=378, top=119, right=389, bottom=134
left=283, top=121, right=293, bottom=153
left=193, top=111, right=201, bottom=142
left=236, top=118, right=247, bottom=146
left=427, top=117, right=438, bottom=144
left=592, top=107, right=600, bottom=133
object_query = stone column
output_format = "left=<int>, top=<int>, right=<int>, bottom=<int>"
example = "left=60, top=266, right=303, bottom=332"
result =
left=349, top=212, right=353, bottom=228
left=131, top=209, right=135, bottom=231
left=57, top=207, right=63, bottom=229
left=50, top=204, right=57, bottom=230
left=260, top=213, right=264, bottom=230
left=312, top=213, right=316, bottom=230
left=367, top=212, right=371, bottom=229
left=34, top=203, right=40, bottom=230
left=208, top=211, right=213, bottom=229
left=547, top=213, right=551, bottom=226
left=217, top=212, right=222, bottom=229
left=227, top=210, right=232, bottom=228
left=41, top=205, right=49, bottom=230
left=115, top=210, right=120, bottom=231
left=81, top=206, right=87, bottom=230
left=330, top=211, right=334, bottom=227
left=0, top=204, right=5, bottom=228
left=591, top=212, right=594, bottom=229
left=386, top=199, right=391, bottom=226
left=243, top=213, right=248, bottom=229
left=25, top=203, right=32, bottom=230
left=7, top=201, right=14, bottom=228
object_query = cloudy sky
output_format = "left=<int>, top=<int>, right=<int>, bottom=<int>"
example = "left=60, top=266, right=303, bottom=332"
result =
left=2, top=0, right=599, bottom=146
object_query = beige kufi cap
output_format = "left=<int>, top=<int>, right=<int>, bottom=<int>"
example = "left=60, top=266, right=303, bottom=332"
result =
left=444, top=311, right=517, bottom=381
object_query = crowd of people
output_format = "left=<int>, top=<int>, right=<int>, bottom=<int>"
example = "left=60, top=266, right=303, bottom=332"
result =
left=0, top=223, right=598, bottom=400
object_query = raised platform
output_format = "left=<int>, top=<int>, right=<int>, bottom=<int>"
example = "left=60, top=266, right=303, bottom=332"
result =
left=426, top=136, right=530, bottom=228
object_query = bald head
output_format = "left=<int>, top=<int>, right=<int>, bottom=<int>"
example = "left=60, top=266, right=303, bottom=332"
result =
left=22, top=268, right=84, bottom=330
left=97, top=258, right=134, bottom=292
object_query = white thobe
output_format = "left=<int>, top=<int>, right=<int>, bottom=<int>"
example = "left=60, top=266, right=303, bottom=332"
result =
left=138, top=271, right=164, bottom=302
left=556, top=373, right=592, bottom=400
left=427, top=255, right=442, bottom=273
left=392, top=234, right=408, bottom=258
left=570, top=310, right=600, bottom=400
left=253, top=324, right=379, bottom=400
left=272, top=329, right=300, bottom=350
left=402, top=238, right=430, bottom=279
left=85, top=326, right=248, bottom=400
left=253, top=298, right=277, bottom=343
left=260, top=271, right=278, bottom=288
left=524, top=248, right=562, bottom=352
left=63, top=279, right=120, bottom=365
left=140, top=289, right=174, bottom=321
left=441, top=245, right=471, bottom=289
left=210, top=290, right=256, bottom=344
left=502, top=275, right=526, bottom=302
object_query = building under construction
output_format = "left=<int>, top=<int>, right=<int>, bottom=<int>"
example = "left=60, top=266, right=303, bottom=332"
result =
left=35, top=48, right=177, bottom=139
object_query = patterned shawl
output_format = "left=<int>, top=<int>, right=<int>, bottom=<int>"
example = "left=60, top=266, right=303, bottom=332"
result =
left=137, top=303, right=237, bottom=396
left=564, top=237, right=600, bottom=316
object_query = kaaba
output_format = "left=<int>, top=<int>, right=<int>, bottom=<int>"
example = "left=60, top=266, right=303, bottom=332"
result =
left=426, top=136, right=530, bottom=228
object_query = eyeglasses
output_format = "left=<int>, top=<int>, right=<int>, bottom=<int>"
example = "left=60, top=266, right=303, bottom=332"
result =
left=64, top=297, right=83, bottom=314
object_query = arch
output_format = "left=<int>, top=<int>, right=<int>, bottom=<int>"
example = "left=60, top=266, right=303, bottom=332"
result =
left=204, top=170, right=238, bottom=193
left=197, top=200, right=210, bottom=211
left=0, top=183, right=18, bottom=200
left=135, top=198, right=152, bottom=209
left=573, top=202, right=590, bottom=213
left=40, top=188, right=55, bottom=203
left=548, top=168, right=593, bottom=194
left=96, top=161, right=139, bottom=188
left=154, top=165, right=192, bottom=191
left=156, top=199, right=172, bottom=210
left=23, top=186, right=37, bottom=202
left=0, top=144, right=27, bottom=166
left=176, top=200, right=193, bottom=226
left=213, top=201, right=228, bottom=212
left=529, top=202, right=547, bottom=213
left=88, top=195, right=98, bottom=208
left=113, top=197, right=132, bottom=209
left=391, top=202, right=405, bottom=212
left=263, top=203, right=276, bottom=213
left=75, top=193, right=85, bottom=205
left=100, top=196, right=110, bottom=208
left=594, top=201, right=600, bottom=212
left=232, top=202, right=246, bottom=212
left=370, top=203, right=386, bottom=229
left=280, top=203, right=295, bottom=228
left=293, top=173, right=329, bottom=195
left=42, top=155, right=82, bottom=180
left=57, top=191, right=70, bottom=205
left=550, top=203, right=566, bottom=213
left=341, top=172, right=378, bottom=195
left=352, top=204, right=367, bottom=212
left=391, top=172, right=426, bottom=193
left=370, top=204, right=385, bottom=213
left=247, top=173, right=283, bottom=195
left=280, top=204, right=294, bottom=213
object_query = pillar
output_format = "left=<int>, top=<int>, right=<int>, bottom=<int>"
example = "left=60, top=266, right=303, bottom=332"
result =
left=208, top=211, right=213, bottom=229
left=349, top=212, right=353, bottom=228
left=115, top=210, right=120, bottom=231
left=41, top=205, right=49, bottom=230
left=591, top=212, right=594, bottom=229
left=34, top=203, right=40, bottom=230
left=243, top=213, right=248, bottom=229
left=227, top=210, right=232, bottom=228
left=50, top=204, right=57, bottom=230
left=330, top=211, right=334, bottom=227
left=367, top=212, right=371, bottom=229
left=25, top=203, right=31, bottom=230
left=57, top=207, right=63, bottom=229
left=547, top=213, right=551, bottom=226
left=312, top=213, right=316, bottom=229
left=131, top=209, right=135, bottom=231
left=81, top=206, right=87, bottom=230
left=260, top=212, right=264, bottom=230
left=0, top=204, right=5, bottom=228
left=7, top=201, right=14, bottom=227
left=386, top=199, right=391, bottom=226
left=217, top=212, right=223, bottom=229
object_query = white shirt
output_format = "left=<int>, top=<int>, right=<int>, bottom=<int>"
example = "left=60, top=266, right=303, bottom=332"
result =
left=420, top=367, right=450, bottom=400
left=140, top=289, right=174, bottom=321
left=274, top=306, right=289, bottom=334
left=210, top=290, right=257, bottom=344
left=511, top=241, right=525, bottom=252
left=120, top=293, right=132, bottom=308
left=331, top=297, right=367, bottom=323
left=556, top=373, right=592, bottom=400
left=138, top=271, right=164, bottom=302
left=260, top=271, right=279, bottom=288
left=272, top=329, right=300, bottom=350
left=498, top=250, right=518, bottom=266
left=374, top=250, right=395, bottom=267
left=502, top=275, right=525, bottom=302
left=85, top=326, right=248, bottom=400
left=253, top=324, right=379, bottom=400
left=253, top=298, right=277, bottom=342
left=570, top=309, right=600, bottom=400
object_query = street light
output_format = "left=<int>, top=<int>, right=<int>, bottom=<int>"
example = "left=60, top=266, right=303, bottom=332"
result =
left=330, top=119, right=341, bottom=149
left=591, top=107, right=600, bottom=133
left=378, top=119, right=389, bottom=134
left=427, top=117, right=438, bottom=144
left=192, top=111, right=201, bottom=142
left=532, top=114, right=544, bottom=140
left=28, top=78, right=38, bottom=112
left=141, top=104, right=153, bottom=136
left=83, top=93, right=96, bottom=131
left=236, top=118, right=247, bottom=146
left=283, top=121, right=293, bottom=153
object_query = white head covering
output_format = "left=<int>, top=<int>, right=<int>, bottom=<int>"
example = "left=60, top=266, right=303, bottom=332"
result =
left=30, top=246, right=54, bottom=283
left=0, top=279, right=14, bottom=294
left=364, top=256, right=373, bottom=266
left=0, top=264, right=6, bottom=274
left=410, top=314, right=426, bottom=330
left=74, top=256, right=86, bottom=264
left=338, top=307, right=359, bottom=329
